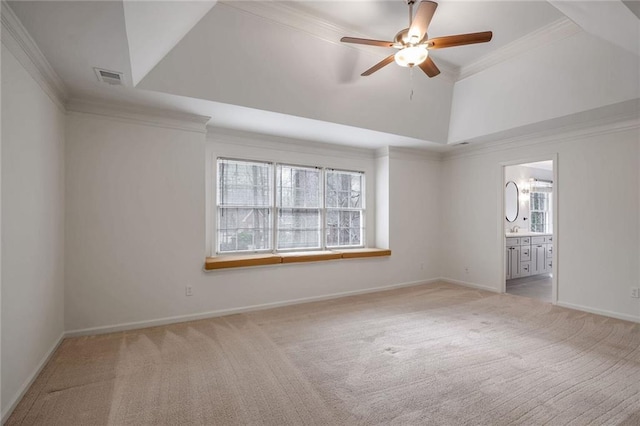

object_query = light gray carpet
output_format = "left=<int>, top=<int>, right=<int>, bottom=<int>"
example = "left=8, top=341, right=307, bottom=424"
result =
left=8, top=282, right=640, bottom=425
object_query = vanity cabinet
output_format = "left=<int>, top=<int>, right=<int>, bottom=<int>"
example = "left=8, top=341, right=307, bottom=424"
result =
left=506, top=243, right=521, bottom=279
left=506, top=234, right=552, bottom=280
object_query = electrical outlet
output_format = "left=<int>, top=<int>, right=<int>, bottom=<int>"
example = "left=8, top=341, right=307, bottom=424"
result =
left=465, top=267, right=469, bottom=274
left=631, top=288, right=640, bottom=298
left=186, top=286, right=193, bottom=297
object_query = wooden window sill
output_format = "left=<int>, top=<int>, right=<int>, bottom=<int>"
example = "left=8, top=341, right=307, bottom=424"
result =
left=280, top=251, right=342, bottom=263
left=204, top=253, right=281, bottom=270
left=335, top=248, right=393, bottom=259
left=204, top=248, right=391, bottom=271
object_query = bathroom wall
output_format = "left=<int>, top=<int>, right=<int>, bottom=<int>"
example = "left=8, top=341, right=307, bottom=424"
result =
left=504, top=164, right=553, bottom=232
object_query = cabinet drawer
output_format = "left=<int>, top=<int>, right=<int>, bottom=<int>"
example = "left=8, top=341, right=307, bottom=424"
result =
left=547, top=259, right=553, bottom=270
left=520, top=262, right=531, bottom=276
left=506, top=237, right=520, bottom=246
left=546, top=244, right=553, bottom=259
left=520, top=246, right=531, bottom=261
left=545, top=235, right=553, bottom=243
left=531, top=236, right=546, bottom=244
left=520, top=237, right=531, bottom=245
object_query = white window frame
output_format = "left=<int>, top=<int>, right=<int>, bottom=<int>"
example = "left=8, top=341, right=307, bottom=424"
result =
left=216, top=157, right=365, bottom=254
left=529, top=179, right=553, bottom=233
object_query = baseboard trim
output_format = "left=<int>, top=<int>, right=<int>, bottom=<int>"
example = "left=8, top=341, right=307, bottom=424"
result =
left=556, top=301, right=640, bottom=324
left=65, top=278, right=441, bottom=337
left=439, top=277, right=501, bottom=293
left=1, top=332, right=65, bottom=424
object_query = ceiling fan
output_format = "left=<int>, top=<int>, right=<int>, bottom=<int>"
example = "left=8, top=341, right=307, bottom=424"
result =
left=340, top=0, right=493, bottom=78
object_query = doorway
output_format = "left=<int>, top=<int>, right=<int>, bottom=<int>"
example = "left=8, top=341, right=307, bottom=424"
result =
left=502, top=158, right=557, bottom=303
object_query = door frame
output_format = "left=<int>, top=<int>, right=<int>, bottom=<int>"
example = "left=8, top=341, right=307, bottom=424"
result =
left=499, top=154, right=559, bottom=304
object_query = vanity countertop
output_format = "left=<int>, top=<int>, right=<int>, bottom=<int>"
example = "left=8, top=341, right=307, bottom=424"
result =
left=505, top=232, right=552, bottom=238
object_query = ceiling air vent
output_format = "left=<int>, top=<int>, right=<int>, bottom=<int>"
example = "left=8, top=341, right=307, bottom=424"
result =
left=94, top=68, right=123, bottom=85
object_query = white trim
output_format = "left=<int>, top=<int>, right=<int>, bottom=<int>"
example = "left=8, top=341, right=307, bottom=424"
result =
left=458, top=18, right=581, bottom=81
left=388, top=146, right=443, bottom=163
left=67, top=98, right=211, bottom=134
left=498, top=154, right=559, bottom=305
left=556, top=301, right=640, bottom=324
left=221, top=0, right=459, bottom=83
left=65, top=278, right=441, bottom=337
left=1, top=1, right=68, bottom=111
left=439, top=277, right=501, bottom=293
left=1, top=332, right=65, bottom=424
left=443, top=116, right=640, bottom=161
left=208, top=127, right=376, bottom=160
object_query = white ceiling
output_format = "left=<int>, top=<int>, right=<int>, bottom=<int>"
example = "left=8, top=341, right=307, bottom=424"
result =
left=5, top=1, right=639, bottom=151
left=123, top=0, right=217, bottom=85
left=286, top=1, right=563, bottom=68
left=8, top=0, right=134, bottom=89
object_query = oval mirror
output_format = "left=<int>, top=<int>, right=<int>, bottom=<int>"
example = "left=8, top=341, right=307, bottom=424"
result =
left=505, top=181, right=519, bottom=223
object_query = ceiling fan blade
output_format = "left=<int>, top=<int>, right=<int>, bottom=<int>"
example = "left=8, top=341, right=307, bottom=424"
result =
left=408, top=1, right=438, bottom=42
left=418, top=56, right=440, bottom=78
left=361, top=54, right=396, bottom=76
left=340, top=37, right=394, bottom=48
left=427, top=31, right=493, bottom=49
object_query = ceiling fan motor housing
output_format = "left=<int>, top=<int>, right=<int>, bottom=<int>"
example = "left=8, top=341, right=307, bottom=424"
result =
left=394, top=28, right=426, bottom=46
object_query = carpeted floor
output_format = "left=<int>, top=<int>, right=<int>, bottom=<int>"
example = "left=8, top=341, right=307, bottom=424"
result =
left=8, top=282, right=640, bottom=425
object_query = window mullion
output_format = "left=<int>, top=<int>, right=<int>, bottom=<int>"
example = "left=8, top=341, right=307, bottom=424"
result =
left=272, top=162, right=277, bottom=253
left=321, top=168, right=326, bottom=251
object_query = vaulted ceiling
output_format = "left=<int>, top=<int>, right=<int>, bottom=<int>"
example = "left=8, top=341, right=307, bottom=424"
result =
left=7, top=1, right=640, bottom=149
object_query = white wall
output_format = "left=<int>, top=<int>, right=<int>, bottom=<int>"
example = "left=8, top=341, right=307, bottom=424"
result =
left=1, top=45, right=66, bottom=419
left=449, top=31, right=640, bottom=143
left=504, top=165, right=553, bottom=232
left=441, top=125, right=640, bottom=321
left=64, top=115, right=442, bottom=334
left=139, top=3, right=453, bottom=144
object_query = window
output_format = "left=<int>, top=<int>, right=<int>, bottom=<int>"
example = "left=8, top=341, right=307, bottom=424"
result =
left=529, top=180, right=552, bottom=233
left=216, top=158, right=365, bottom=254
left=326, top=170, right=363, bottom=248
left=217, top=159, right=272, bottom=252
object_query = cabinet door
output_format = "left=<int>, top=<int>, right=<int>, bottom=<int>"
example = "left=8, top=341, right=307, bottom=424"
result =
left=532, top=244, right=545, bottom=275
left=506, top=248, right=511, bottom=280
left=509, top=246, right=521, bottom=278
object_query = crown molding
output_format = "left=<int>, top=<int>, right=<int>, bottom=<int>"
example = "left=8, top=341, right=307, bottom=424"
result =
left=67, top=98, right=211, bottom=134
left=388, top=146, right=443, bottom=162
left=1, top=1, right=68, bottom=110
left=458, top=17, right=581, bottom=81
left=208, top=126, right=377, bottom=160
left=221, top=0, right=459, bottom=84
left=443, top=113, right=640, bottom=161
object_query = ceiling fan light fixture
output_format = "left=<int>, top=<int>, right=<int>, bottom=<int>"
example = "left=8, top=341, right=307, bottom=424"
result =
left=394, top=45, right=428, bottom=67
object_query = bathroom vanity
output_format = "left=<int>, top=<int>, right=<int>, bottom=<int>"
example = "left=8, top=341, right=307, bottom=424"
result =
left=505, top=233, right=553, bottom=280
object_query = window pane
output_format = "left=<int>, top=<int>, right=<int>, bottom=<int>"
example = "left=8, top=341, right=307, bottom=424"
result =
left=277, top=208, right=321, bottom=249
left=326, top=170, right=363, bottom=209
left=218, top=159, right=271, bottom=207
left=277, top=165, right=320, bottom=208
left=217, top=207, right=271, bottom=252
left=326, top=210, right=362, bottom=247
